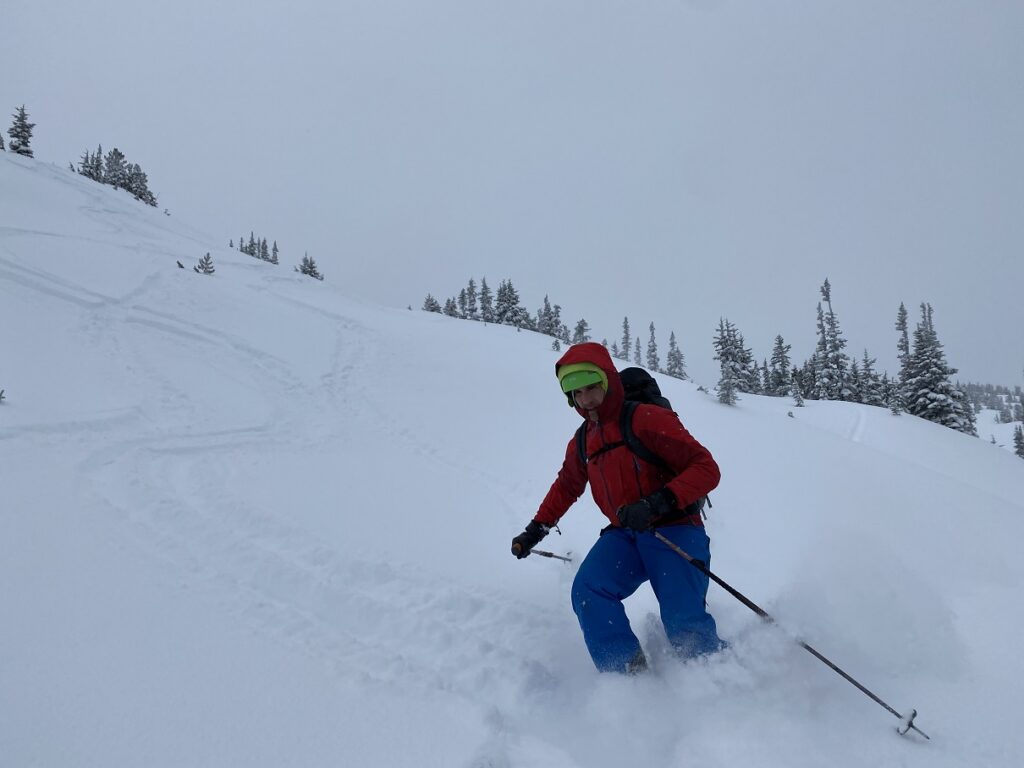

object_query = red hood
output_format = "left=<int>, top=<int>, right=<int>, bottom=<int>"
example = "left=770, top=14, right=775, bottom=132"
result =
left=555, top=342, right=623, bottom=421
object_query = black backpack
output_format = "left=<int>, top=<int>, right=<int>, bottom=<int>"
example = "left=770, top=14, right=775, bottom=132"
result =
left=574, top=367, right=709, bottom=516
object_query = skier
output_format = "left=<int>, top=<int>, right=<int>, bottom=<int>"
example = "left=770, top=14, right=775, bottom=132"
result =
left=512, top=342, right=724, bottom=673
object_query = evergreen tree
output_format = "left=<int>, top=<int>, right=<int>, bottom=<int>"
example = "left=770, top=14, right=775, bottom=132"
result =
left=229, top=239, right=234, bottom=249
left=859, top=349, right=885, bottom=407
left=572, top=319, right=591, bottom=344
left=768, top=335, right=792, bottom=396
left=761, top=359, right=771, bottom=394
left=895, top=301, right=911, bottom=398
left=1014, top=425, right=1024, bottom=459
left=634, top=337, right=642, bottom=366
left=247, top=233, right=257, bottom=258
left=665, top=332, right=687, bottom=380
left=646, top=323, right=659, bottom=372
left=422, top=294, right=442, bottom=312
left=259, top=238, right=270, bottom=261
left=91, top=145, right=104, bottom=182
left=713, top=318, right=744, bottom=405
left=103, top=148, right=128, bottom=189
left=611, top=341, right=621, bottom=358
left=793, top=384, right=805, bottom=408
left=7, top=105, right=35, bottom=157
left=193, top=252, right=215, bottom=274
left=456, top=289, right=468, bottom=318
left=551, top=338, right=561, bottom=352
left=465, top=279, right=479, bottom=320
left=443, top=297, right=460, bottom=317
left=479, top=278, right=494, bottom=323
left=620, top=318, right=632, bottom=361
left=814, top=279, right=851, bottom=400
left=883, top=372, right=903, bottom=415
left=78, top=148, right=94, bottom=178
left=536, top=295, right=555, bottom=335
left=0, top=130, right=4, bottom=151
left=295, top=253, right=324, bottom=280
left=848, top=360, right=863, bottom=404
left=903, top=303, right=974, bottom=434
left=270, top=241, right=279, bottom=265
left=125, top=163, right=156, bottom=206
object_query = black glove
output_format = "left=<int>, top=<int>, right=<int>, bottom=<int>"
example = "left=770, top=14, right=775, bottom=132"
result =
left=616, top=488, right=677, bottom=531
left=511, top=520, right=549, bottom=559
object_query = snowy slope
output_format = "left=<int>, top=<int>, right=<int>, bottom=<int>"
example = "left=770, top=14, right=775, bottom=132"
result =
left=3, top=153, right=1024, bottom=767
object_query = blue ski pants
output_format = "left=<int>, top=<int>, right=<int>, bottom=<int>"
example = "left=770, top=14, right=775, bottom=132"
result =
left=571, top=524, right=723, bottom=672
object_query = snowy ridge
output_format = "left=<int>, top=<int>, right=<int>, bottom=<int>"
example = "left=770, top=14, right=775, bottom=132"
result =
left=2, top=153, right=1023, bottom=767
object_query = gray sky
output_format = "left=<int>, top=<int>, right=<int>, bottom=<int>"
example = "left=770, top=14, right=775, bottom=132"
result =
left=5, top=0, right=1023, bottom=386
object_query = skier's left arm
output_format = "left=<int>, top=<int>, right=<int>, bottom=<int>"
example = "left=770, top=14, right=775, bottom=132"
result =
left=634, top=407, right=721, bottom=508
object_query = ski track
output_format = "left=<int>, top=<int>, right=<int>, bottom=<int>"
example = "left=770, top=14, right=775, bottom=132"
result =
left=46, top=275, right=569, bottom=750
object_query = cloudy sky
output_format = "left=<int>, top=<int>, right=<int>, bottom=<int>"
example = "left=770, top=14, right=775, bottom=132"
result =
left=4, top=1, right=1022, bottom=386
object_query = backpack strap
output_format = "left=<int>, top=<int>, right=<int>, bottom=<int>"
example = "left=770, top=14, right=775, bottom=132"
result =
left=621, top=401, right=710, bottom=519
left=576, top=402, right=709, bottom=519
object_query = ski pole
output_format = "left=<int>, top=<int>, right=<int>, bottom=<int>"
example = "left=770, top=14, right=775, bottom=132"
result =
left=652, top=530, right=930, bottom=740
left=530, top=548, right=572, bottom=563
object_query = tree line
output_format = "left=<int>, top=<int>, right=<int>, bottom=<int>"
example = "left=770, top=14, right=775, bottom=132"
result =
left=423, top=279, right=689, bottom=381
left=75, top=144, right=158, bottom=207
left=712, top=279, right=978, bottom=437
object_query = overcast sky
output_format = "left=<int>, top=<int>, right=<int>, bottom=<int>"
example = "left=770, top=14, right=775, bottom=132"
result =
left=4, top=1, right=1022, bottom=386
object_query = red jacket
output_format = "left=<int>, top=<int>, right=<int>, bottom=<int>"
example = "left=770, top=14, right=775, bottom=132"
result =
left=535, top=342, right=720, bottom=529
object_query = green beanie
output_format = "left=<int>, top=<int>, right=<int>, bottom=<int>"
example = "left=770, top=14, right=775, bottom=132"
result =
left=557, top=362, right=609, bottom=394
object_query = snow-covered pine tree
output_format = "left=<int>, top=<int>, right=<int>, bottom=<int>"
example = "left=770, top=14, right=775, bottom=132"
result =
left=457, top=289, right=468, bottom=318
left=465, top=279, right=479, bottom=320
left=422, top=294, right=442, bottom=312
left=620, top=318, right=631, bottom=361
left=7, top=105, right=35, bottom=157
left=247, top=233, right=257, bottom=258
left=1014, top=424, right=1024, bottom=459
left=103, top=148, right=128, bottom=189
left=859, top=349, right=885, bottom=407
left=883, top=372, right=902, bottom=415
left=733, top=326, right=760, bottom=393
left=646, top=323, right=659, bottom=372
left=665, top=332, right=687, bottom=380
left=813, top=279, right=851, bottom=400
left=295, top=253, right=324, bottom=280
left=903, top=303, right=973, bottom=434
left=551, top=338, right=561, bottom=351
left=792, top=384, right=805, bottom=408
left=270, top=241, right=279, bottom=265
left=611, top=341, right=621, bottom=358
left=125, top=163, right=157, bottom=206
left=851, top=360, right=867, bottom=403
left=90, top=146, right=103, bottom=182
left=229, top=239, right=234, bottom=249
left=259, top=238, right=270, bottom=261
left=194, top=253, right=215, bottom=274
left=895, top=301, right=911, bottom=399
left=479, top=278, right=494, bottom=323
left=0, top=130, right=4, bottom=151
left=78, top=149, right=93, bottom=178
left=536, top=296, right=554, bottom=336
left=633, top=337, right=642, bottom=366
left=761, top=360, right=771, bottom=394
left=713, top=318, right=744, bottom=405
left=494, top=280, right=530, bottom=328
left=443, top=298, right=459, bottom=317
left=768, top=335, right=792, bottom=396
left=572, top=318, right=591, bottom=344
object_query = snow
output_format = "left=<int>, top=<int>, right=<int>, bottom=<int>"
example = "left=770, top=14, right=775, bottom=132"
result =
left=3, top=153, right=1024, bottom=766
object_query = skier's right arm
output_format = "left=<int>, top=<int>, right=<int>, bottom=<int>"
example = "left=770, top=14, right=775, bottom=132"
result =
left=532, top=436, right=589, bottom=528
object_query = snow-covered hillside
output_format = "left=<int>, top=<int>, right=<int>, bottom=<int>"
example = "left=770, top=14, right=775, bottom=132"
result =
left=3, top=153, right=1023, bottom=767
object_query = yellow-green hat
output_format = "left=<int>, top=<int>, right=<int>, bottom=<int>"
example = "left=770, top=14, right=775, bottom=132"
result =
left=557, top=362, right=609, bottom=394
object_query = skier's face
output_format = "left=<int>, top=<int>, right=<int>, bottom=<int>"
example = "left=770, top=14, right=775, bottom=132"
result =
left=572, top=382, right=606, bottom=412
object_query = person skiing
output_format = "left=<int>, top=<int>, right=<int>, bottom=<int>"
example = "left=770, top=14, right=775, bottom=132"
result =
left=512, top=342, right=724, bottom=673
